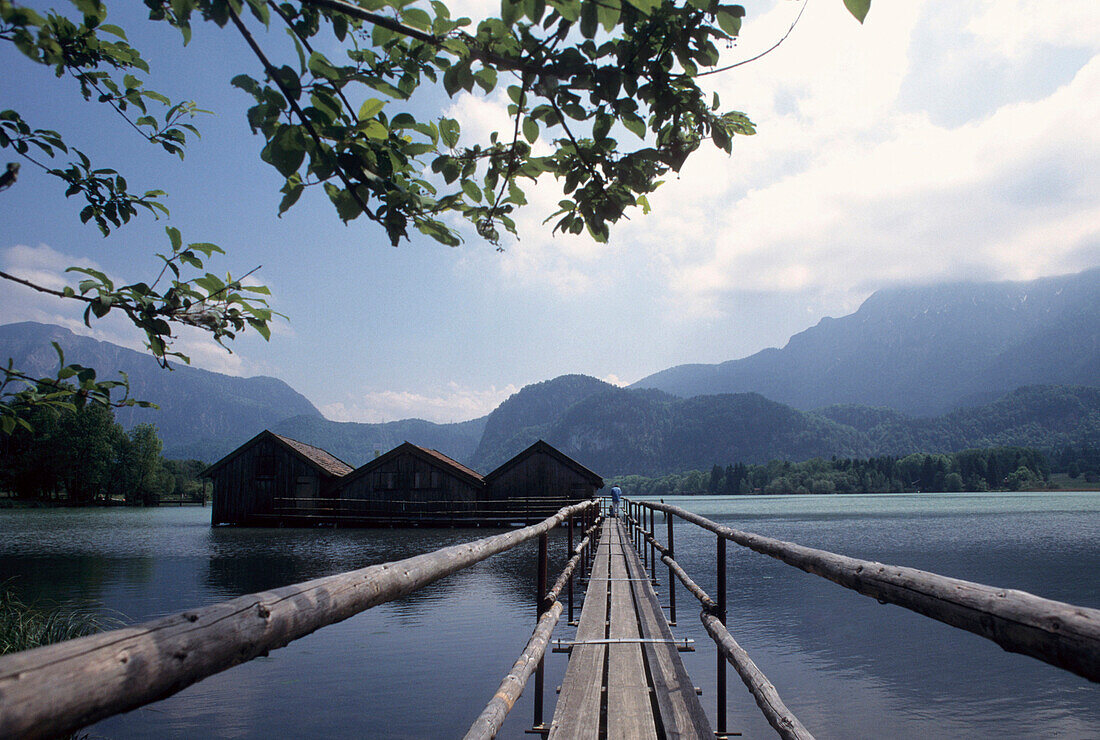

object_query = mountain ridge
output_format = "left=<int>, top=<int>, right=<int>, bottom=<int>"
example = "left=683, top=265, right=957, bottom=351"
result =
left=631, top=268, right=1100, bottom=415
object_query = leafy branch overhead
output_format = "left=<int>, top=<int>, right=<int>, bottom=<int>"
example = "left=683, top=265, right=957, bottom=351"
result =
left=0, top=0, right=867, bottom=426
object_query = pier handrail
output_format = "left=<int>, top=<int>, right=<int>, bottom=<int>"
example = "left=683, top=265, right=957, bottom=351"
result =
left=640, top=499, right=1100, bottom=683
left=465, top=515, right=604, bottom=740
left=630, top=521, right=812, bottom=739
left=0, top=499, right=599, bottom=740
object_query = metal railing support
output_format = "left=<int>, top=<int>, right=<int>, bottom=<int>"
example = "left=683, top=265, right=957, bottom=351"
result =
left=667, top=512, right=677, bottom=626
left=717, top=533, right=728, bottom=736
left=534, top=531, right=549, bottom=731
left=649, top=506, right=657, bottom=584
left=567, top=513, right=575, bottom=624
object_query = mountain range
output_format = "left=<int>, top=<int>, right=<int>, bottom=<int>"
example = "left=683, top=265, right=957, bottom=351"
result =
left=2, top=268, right=1097, bottom=474
left=632, top=268, right=1100, bottom=416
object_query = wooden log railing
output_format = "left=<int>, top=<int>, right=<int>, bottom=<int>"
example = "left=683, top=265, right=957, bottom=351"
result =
left=624, top=498, right=1100, bottom=739
left=465, top=515, right=603, bottom=740
left=0, top=499, right=599, bottom=740
left=620, top=501, right=811, bottom=739
left=625, top=516, right=810, bottom=740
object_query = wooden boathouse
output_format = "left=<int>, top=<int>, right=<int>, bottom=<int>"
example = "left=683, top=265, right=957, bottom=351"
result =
left=204, top=430, right=354, bottom=526
left=485, top=439, right=603, bottom=505
left=205, top=432, right=603, bottom=526
left=335, top=441, right=485, bottom=524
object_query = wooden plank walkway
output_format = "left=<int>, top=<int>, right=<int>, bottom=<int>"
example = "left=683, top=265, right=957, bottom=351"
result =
left=549, top=518, right=712, bottom=739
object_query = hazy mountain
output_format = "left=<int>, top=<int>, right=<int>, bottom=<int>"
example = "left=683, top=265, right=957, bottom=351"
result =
left=270, top=414, right=487, bottom=468
left=0, top=322, right=321, bottom=458
left=471, top=374, right=617, bottom=470
left=469, top=373, right=1100, bottom=476
left=543, top=388, right=867, bottom=476
left=632, top=268, right=1100, bottom=416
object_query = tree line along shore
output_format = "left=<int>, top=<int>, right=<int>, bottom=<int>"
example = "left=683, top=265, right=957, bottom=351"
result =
left=1, top=402, right=1097, bottom=505
left=610, top=447, right=1100, bottom=497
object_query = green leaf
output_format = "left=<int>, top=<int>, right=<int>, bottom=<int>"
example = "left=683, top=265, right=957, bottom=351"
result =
left=843, top=0, right=871, bottom=23
left=307, top=52, right=341, bottom=82
left=715, top=7, right=742, bottom=36
left=358, top=98, right=385, bottom=121
left=461, top=179, right=483, bottom=203
left=597, top=0, right=621, bottom=31
left=623, top=115, right=646, bottom=139
left=262, top=125, right=306, bottom=177
left=522, top=117, right=539, bottom=143
left=360, top=120, right=388, bottom=139
left=402, top=7, right=433, bottom=30
left=593, top=112, right=612, bottom=141
left=624, top=0, right=659, bottom=14
left=166, top=226, right=182, bottom=250
left=439, top=118, right=461, bottom=149
left=580, top=0, right=598, bottom=38
left=474, top=67, right=498, bottom=93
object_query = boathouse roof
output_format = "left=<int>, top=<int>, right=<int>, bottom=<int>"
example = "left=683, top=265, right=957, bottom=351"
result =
left=339, top=441, right=485, bottom=488
left=484, top=440, right=604, bottom=487
left=202, top=430, right=355, bottom=478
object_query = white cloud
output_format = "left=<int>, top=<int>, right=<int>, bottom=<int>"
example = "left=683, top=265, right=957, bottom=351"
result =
left=967, top=1, right=1100, bottom=57
left=0, top=243, right=262, bottom=377
left=600, top=373, right=627, bottom=387
left=321, top=381, right=520, bottom=424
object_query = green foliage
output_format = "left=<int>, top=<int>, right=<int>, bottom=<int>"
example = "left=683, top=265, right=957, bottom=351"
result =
left=610, top=446, right=1057, bottom=495
left=0, top=400, right=206, bottom=503
left=0, top=587, right=121, bottom=656
left=1, top=0, right=868, bottom=429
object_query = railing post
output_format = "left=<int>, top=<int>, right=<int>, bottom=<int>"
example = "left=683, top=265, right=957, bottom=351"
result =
left=717, top=533, right=727, bottom=736
left=649, top=506, right=657, bottom=584
left=667, top=512, right=676, bottom=626
left=567, top=513, right=575, bottom=625
left=534, top=531, right=549, bottom=731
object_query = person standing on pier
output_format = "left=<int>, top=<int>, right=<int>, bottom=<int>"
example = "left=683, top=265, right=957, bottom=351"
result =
left=611, top=484, right=622, bottom=518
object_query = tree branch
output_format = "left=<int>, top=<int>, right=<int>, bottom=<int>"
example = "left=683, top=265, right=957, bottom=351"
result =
left=693, top=0, right=809, bottom=78
left=227, top=4, right=379, bottom=222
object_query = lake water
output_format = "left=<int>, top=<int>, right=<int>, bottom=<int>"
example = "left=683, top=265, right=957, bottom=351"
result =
left=0, top=492, right=1097, bottom=739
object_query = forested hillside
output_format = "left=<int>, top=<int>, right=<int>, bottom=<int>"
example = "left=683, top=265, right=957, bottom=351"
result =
left=472, top=377, right=1100, bottom=476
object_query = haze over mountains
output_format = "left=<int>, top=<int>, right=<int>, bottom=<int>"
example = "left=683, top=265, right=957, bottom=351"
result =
left=632, top=268, right=1100, bottom=415
left=2, top=268, right=1098, bottom=474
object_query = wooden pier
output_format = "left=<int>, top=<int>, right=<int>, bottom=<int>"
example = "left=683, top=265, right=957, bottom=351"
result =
left=550, top=518, right=711, bottom=738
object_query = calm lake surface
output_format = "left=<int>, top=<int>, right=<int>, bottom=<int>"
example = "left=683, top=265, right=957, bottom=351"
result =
left=1, top=492, right=1097, bottom=739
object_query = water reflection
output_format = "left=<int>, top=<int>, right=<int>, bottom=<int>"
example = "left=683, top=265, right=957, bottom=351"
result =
left=0, top=496, right=1097, bottom=739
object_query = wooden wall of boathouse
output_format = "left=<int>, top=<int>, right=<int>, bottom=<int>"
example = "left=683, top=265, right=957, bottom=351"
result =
left=485, top=440, right=604, bottom=505
left=335, top=442, right=484, bottom=522
left=205, top=431, right=352, bottom=526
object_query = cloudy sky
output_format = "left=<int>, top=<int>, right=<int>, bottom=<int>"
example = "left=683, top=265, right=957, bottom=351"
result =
left=2, top=0, right=1098, bottom=423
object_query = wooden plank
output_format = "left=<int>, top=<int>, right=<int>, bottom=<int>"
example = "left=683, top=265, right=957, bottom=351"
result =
left=549, top=523, right=612, bottom=739
left=624, top=528, right=713, bottom=739
left=607, top=520, right=658, bottom=739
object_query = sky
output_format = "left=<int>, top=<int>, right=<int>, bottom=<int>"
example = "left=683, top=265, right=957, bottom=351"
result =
left=1, top=0, right=1098, bottom=423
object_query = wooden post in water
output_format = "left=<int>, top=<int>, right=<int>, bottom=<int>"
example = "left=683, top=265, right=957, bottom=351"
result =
left=717, top=534, right=728, bottom=736
left=534, top=531, right=549, bottom=731
left=667, top=513, right=677, bottom=626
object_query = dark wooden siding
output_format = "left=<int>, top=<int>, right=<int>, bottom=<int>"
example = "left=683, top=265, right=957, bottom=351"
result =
left=487, top=451, right=599, bottom=503
left=337, top=452, right=483, bottom=519
left=211, top=437, right=336, bottom=525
